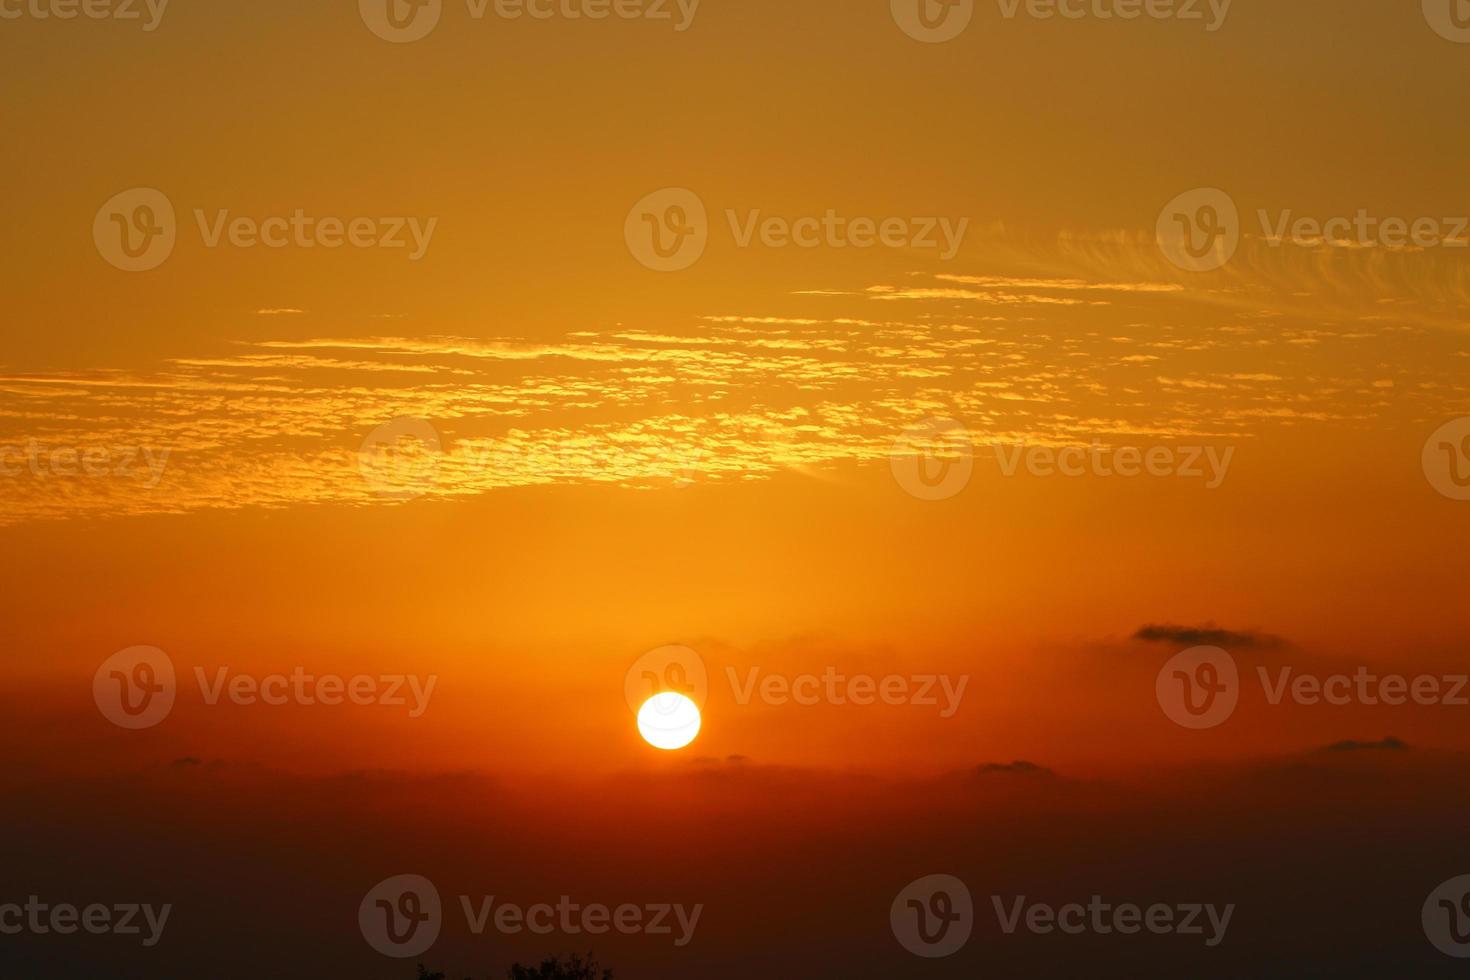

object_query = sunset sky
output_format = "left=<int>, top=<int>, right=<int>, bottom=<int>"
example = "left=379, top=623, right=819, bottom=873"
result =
left=3, top=1, right=1470, bottom=976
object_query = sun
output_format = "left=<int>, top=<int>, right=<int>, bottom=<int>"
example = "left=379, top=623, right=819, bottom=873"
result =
left=636, top=692, right=701, bottom=750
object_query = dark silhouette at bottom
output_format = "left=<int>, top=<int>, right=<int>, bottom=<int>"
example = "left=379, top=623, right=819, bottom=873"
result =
left=417, top=954, right=613, bottom=979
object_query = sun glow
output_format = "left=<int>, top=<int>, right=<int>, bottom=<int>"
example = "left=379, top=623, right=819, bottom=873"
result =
left=636, top=692, right=702, bottom=751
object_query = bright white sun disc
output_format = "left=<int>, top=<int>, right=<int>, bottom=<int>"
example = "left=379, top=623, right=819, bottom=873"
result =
left=637, top=692, right=701, bottom=750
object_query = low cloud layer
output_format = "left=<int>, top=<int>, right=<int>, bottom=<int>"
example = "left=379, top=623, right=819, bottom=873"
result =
left=1133, top=623, right=1284, bottom=650
left=1322, top=736, right=1410, bottom=754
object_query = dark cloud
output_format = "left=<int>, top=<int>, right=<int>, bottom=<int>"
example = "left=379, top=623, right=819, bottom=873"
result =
left=977, top=760, right=1055, bottom=777
left=1133, top=623, right=1283, bottom=649
left=1322, top=737, right=1409, bottom=754
left=692, top=755, right=751, bottom=767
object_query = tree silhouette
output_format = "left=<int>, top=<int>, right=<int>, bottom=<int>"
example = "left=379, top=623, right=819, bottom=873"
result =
left=507, top=953, right=612, bottom=979
left=415, top=954, right=612, bottom=980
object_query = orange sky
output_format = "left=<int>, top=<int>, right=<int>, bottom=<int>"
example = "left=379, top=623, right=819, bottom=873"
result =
left=3, top=0, right=1469, bottom=783
left=8, top=3, right=1470, bottom=978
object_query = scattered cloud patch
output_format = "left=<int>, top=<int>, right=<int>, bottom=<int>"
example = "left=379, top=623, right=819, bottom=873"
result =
left=976, top=760, right=1055, bottom=777
left=1133, top=624, right=1283, bottom=650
